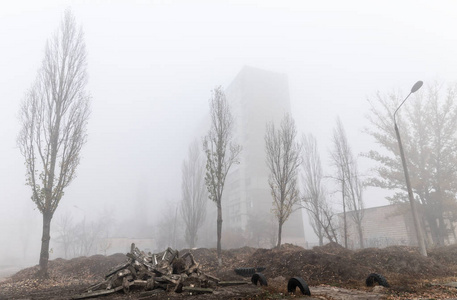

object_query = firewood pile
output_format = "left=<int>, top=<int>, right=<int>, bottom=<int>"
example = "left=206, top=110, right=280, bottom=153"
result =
left=72, top=243, right=228, bottom=299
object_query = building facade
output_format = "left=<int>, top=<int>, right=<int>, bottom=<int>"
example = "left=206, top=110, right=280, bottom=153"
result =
left=221, top=66, right=305, bottom=248
left=339, top=204, right=418, bottom=249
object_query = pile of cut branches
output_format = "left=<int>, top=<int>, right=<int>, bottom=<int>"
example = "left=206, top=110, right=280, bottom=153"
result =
left=73, top=244, right=221, bottom=299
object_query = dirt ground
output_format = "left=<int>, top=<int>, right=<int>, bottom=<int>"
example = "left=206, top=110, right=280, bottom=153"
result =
left=2, top=243, right=457, bottom=300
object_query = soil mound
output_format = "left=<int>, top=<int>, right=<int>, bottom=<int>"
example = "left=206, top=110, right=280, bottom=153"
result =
left=353, top=246, right=447, bottom=277
left=247, top=247, right=369, bottom=285
left=246, top=244, right=452, bottom=286
left=429, top=244, right=457, bottom=269
left=1, top=253, right=126, bottom=299
left=180, top=247, right=257, bottom=280
left=2, top=244, right=457, bottom=299
left=10, top=253, right=126, bottom=284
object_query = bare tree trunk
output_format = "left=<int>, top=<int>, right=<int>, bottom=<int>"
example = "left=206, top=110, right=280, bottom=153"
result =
left=217, top=202, right=222, bottom=266
left=173, top=205, right=178, bottom=249
left=450, top=219, right=457, bottom=243
left=318, top=227, right=323, bottom=246
left=438, top=214, right=446, bottom=246
left=38, top=212, right=52, bottom=277
left=426, top=212, right=441, bottom=245
left=358, top=224, right=364, bottom=249
left=342, top=178, right=348, bottom=248
left=277, top=220, right=283, bottom=248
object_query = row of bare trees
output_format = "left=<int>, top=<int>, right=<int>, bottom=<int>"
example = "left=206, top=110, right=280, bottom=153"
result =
left=300, top=81, right=457, bottom=250
left=268, top=115, right=366, bottom=249
left=15, top=8, right=363, bottom=277
left=179, top=82, right=457, bottom=255
left=15, top=8, right=367, bottom=277
left=54, top=210, right=113, bottom=258
left=330, top=119, right=365, bottom=248
left=177, top=87, right=367, bottom=257
left=302, top=134, right=338, bottom=245
left=22, top=10, right=457, bottom=279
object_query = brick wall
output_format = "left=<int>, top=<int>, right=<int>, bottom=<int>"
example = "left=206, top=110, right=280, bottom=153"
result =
left=339, top=204, right=417, bottom=249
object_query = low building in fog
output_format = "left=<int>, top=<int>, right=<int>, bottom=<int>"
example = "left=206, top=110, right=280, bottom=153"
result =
left=339, top=203, right=457, bottom=249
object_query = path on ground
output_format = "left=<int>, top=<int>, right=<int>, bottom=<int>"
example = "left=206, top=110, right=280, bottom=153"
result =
left=298, top=286, right=386, bottom=300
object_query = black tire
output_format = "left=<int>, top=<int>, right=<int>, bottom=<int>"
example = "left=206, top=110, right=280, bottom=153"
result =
left=251, top=272, right=268, bottom=286
left=366, top=273, right=390, bottom=288
left=287, top=277, right=311, bottom=296
left=234, top=267, right=251, bottom=276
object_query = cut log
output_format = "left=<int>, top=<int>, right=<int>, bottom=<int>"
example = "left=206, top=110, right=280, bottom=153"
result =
left=187, top=262, right=200, bottom=274
left=127, top=265, right=137, bottom=278
left=218, top=281, right=249, bottom=286
left=117, top=269, right=131, bottom=278
left=107, top=273, right=122, bottom=289
left=174, top=276, right=184, bottom=293
left=72, top=286, right=123, bottom=299
left=145, top=278, right=155, bottom=291
left=104, top=261, right=131, bottom=279
left=85, top=281, right=106, bottom=292
left=131, top=280, right=148, bottom=287
left=205, top=273, right=221, bottom=283
left=182, top=287, right=213, bottom=294
left=122, top=277, right=131, bottom=294
left=138, top=289, right=166, bottom=300
left=159, top=274, right=179, bottom=284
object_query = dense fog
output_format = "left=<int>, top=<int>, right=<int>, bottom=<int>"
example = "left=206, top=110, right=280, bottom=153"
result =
left=1, top=0, right=457, bottom=270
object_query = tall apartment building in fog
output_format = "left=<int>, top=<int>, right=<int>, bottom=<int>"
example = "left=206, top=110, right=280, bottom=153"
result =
left=221, top=66, right=305, bottom=247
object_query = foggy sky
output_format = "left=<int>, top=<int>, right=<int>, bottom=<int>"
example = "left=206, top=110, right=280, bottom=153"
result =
left=1, top=0, right=457, bottom=261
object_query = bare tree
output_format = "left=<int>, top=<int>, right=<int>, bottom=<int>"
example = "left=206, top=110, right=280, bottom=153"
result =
left=320, top=200, right=340, bottom=244
left=203, top=86, right=241, bottom=265
left=345, top=158, right=365, bottom=249
left=301, top=134, right=326, bottom=246
left=17, top=10, right=90, bottom=277
left=330, top=118, right=348, bottom=247
left=246, top=212, right=277, bottom=248
left=330, top=118, right=364, bottom=248
left=180, top=140, right=208, bottom=248
left=73, top=218, right=103, bottom=257
left=265, top=114, right=303, bottom=247
left=155, top=202, right=185, bottom=251
left=55, top=211, right=75, bottom=259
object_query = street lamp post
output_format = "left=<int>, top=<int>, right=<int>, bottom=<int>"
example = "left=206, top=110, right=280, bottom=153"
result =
left=393, top=80, right=427, bottom=256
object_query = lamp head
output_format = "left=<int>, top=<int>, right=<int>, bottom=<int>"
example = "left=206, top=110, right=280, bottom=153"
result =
left=411, top=81, right=423, bottom=93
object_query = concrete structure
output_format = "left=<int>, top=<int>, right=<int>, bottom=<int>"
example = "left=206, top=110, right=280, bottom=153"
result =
left=340, top=204, right=417, bottom=249
left=221, top=66, right=305, bottom=248
left=341, top=203, right=457, bottom=249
